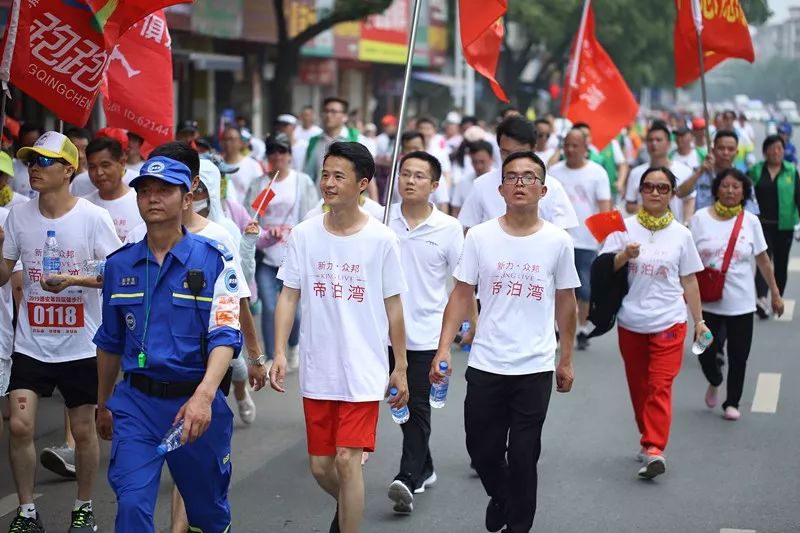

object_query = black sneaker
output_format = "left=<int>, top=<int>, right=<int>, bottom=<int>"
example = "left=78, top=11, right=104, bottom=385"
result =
left=8, top=508, right=45, bottom=533
left=67, top=504, right=97, bottom=532
left=329, top=505, right=340, bottom=533
left=388, top=479, right=414, bottom=514
left=485, top=498, right=506, bottom=532
left=576, top=332, right=590, bottom=351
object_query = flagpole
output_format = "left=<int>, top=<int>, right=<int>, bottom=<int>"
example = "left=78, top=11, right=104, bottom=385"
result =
left=382, top=0, right=423, bottom=225
left=695, top=30, right=712, bottom=149
left=255, top=170, right=279, bottom=220
left=561, top=0, right=592, bottom=120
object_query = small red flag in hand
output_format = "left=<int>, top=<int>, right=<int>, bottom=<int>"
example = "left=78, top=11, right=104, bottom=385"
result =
left=585, top=210, right=627, bottom=243
left=251, top=188, right=276, bottom=217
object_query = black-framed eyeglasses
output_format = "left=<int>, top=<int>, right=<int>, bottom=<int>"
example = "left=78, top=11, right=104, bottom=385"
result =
left=640, top=182, right=672, bottom=195
left=502, top=173, right=542, bottom=186
left=27, top=155, right=68, bottom=168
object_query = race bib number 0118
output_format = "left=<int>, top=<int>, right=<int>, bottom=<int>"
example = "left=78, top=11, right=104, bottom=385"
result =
left=27, top=303, right=85, bottom=329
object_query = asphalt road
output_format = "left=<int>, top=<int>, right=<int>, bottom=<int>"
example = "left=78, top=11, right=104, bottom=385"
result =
left=1, top=257, right=799, bottom=533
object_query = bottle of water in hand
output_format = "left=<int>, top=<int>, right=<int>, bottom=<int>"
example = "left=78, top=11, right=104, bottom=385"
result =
left=429, top=361, right=449, bottom=408
left=691, top=330, right=714, bottom=355
left=460, top=321, right=471, bottom=352
left=42, top=230, right=61, bottom=285
left=157, top=419, right=185, bottom=455
left=388, top=387, right=409, bottom=424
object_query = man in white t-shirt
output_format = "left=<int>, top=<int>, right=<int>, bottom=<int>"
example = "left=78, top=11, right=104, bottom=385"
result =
left=221, top=126, right=265, bottom=203
left=433, top=151, right=579, bottom=533
left=295, top=105, right=323, bottom=143
left=451, top=140, right=494, bottom=219
left=271, top=142, right=409, bottom=533
left=83, top=137, right=144, bottom=242
left=458, top=116, right=579, bottom=231
left=549, top=129, right=612, bottom=350
left=384, top=151, right=464, bottom=514
left=625, top=123, right=696, bottom=223
left=0, top=131, right=122, bottom=532
left=390, top=131, right=450, bottom=211
left=534, top=118, right=557, bottom=167
left=670, top=127, right=704, bottom=170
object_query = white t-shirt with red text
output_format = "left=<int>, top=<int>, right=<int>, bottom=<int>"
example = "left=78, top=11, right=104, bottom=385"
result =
left=624, top=161, right=695, bottom=223
left=689, top=208, right=767, bottom=316
left=548, top=160, right=612, bottom=251
left=83, top=189, right=144, bottom=242
left=278, top=215, right=407, bottom=402
left=2, top=198, right=122, bottom=362
left=454, top=218, right=580, bottom=375
left=601, top=216, right=704, bottom=334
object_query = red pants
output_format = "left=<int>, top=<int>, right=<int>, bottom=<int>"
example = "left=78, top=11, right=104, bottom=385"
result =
left=618, top=322, right=686, bottom=453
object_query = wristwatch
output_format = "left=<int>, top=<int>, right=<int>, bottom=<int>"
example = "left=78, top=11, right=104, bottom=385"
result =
left=247, top=354, right=268, bottom=366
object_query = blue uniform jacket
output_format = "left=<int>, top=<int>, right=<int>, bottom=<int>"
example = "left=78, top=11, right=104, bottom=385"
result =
left=93, top=229, right=243, bottom=382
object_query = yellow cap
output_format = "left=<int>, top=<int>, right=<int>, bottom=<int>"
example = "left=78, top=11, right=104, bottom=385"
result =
left=16, top=131, right=79, bottom=169
left=0, top=151, right=13, bottom=177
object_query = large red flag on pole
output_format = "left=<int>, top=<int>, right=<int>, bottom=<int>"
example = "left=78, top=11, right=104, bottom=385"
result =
left=102, top=10, right=174, bottom=147
left=674, top=0, right=754, bottom=87
left=0, top=0, right=190, bottom=126
left=560, top=0, right=638, bottom=150
left=458, top=0, right=509, bottom=103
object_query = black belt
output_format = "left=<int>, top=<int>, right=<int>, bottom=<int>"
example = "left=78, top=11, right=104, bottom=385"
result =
left=125, top=367, right=233, bottom=399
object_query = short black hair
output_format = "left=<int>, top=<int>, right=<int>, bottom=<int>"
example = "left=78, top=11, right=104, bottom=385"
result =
left=127, top=131, right=144, bottom=144
left=500, top=106, right=520, bottom=118
left=86, top=137, right=124, bottom=160
left=496, top=116, right=536, bottom=147
left=533, top=118, right=551, bottom=128
left=416, top=116, right=437, bottom=129
left=714, top=129, right=739, bottom=146
left=640, top=166, right=677, bottom=190
left=722, top=109, right=737, bottom=121
left=401, top=130, right=425, bottom=146
left=322, top=97, right=349, bottom=113
left=647, top=121, right=671, bottom=140
left=323, top=142, right=375, bottom=182
left=712, top=168, right=753, bottom=204
left=572, top=122, right=591, bottom=131
left=501, top=151, right=546, bottom=181
left=762, top=134, right=785, bottom=153
left=468, top=139, right=494, bottom=157
left=400, top=150, right=442, bottom=182
left=18, top=122, right=43, bottom=140
left=150, top=141, right=200, bottom=178
left=461, top=115, right=478, bottom=127
left=65, top=127, right=91, bottom=142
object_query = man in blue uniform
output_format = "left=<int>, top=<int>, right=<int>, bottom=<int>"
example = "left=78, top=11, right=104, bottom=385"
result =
left=93, top=156, right=243, bottom=533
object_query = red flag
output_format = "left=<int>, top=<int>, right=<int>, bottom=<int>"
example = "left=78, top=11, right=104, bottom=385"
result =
left=0, top=0, right=189, bottom=126
left=102, top=10, right=175, bottom=147
left=561, top=1, right=639, bottom=150
left=250, top=188, right=276, bottom=217
left=459, top=0, right=509, bottom=103
left=585, top=210, right=627, bottom=243
left=674, top=0, right=754, bottom=87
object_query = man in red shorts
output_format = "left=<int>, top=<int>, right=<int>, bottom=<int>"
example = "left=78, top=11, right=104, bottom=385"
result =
left=270, top=141, right=409, bottom=533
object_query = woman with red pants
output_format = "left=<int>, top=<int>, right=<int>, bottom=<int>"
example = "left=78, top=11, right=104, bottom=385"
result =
left=601, top=167, right=708, bottom=480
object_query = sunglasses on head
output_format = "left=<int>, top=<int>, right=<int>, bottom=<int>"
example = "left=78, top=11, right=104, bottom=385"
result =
left=27, top=155, right=68, bottom=168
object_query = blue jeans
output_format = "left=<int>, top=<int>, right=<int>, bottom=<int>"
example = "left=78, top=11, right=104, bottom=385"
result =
left=257, top=263, right=299, bottom=360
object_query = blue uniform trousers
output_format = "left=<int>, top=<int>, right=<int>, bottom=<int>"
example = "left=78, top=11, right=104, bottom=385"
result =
left=107, top=380, right=233, bottom=533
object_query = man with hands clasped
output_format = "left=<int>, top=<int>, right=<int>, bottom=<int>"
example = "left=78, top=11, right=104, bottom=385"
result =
left=432, top=151, right=580, bottom=533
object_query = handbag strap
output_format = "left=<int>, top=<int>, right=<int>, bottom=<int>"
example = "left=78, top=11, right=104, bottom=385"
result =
left=721, top=211, right=745, bottom=274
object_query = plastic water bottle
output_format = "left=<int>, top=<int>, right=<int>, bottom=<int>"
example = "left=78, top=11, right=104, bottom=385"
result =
left=157, top=419, right=185, bottom=455
left=691, top=330, right=714, bottom=355
left=81, top=259, right=106, bottom=278
left=42, top=230, right=61, bottom=285
left=460, top=320, right=471, bottom=352
left=388, top=387, right=409, bottom=424
left=429, top=361, right=450, bottom=408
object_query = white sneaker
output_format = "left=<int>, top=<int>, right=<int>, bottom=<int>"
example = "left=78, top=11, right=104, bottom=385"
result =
left=635, top=447, right=647, bottom=463
left=237, top=388, right=256, bottom=424
left=287, top=345, right=300, bottom=372
left=723, top=406, right=741, bottom=421
left=388, top=479, right=413, bottom=514
left=40, top=443, right=76, bottom=478
left=637, top=454, right=666, bottom=479
left=414, top=471, right=437, bottom=494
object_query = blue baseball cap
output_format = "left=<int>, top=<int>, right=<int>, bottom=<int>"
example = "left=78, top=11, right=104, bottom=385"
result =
left=130, top=156, right=193, bottom=190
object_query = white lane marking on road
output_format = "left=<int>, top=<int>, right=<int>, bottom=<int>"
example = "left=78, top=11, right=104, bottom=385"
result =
left=789, top=257, right=800, bottom=273
left=0, top=493, right=42, bottom=518
left=720, top=529, right=756, bottom=533
left=775, top=298, right=795, bottom=322
left=751, top=373, right=782, bottom=414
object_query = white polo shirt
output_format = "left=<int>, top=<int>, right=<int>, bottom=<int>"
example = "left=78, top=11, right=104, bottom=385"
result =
left=457, top=168, right=579, bottom=230
left=388, top=203, right=464, bottom=351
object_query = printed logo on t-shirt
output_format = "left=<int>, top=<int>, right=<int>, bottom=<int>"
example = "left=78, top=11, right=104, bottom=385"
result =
left=224, top=269, right=238, bottom=293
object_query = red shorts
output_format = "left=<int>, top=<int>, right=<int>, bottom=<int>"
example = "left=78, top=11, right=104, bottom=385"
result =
left=302, top=398, right=380, bottom=456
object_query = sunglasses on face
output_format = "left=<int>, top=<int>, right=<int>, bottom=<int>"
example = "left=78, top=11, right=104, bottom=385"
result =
left=27, top=155, right=68, bottom=168
left=640, top=182, right=672, bottom=195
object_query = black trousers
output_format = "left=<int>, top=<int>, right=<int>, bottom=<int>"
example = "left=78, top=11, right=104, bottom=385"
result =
left=465, top=367, right=552, bottom=533
left=698, top=311, right=754, bottom=409
left=756, top=222, right=793, bottom=298
left=388, top=347, right=435, bottom=491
